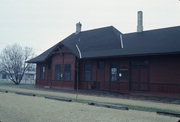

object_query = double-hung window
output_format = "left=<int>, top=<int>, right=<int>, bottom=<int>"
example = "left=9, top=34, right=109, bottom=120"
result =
left=97, top=61, right=105, bottom=70
left=110, top=63, right=118, bottom=82
left=84, top=63, right=92, bottom=81
left=55, top=64, right=61, bottom=80
left=40, top=65, right=45, bottom=80
left=64, top=64, right=71, bottom=81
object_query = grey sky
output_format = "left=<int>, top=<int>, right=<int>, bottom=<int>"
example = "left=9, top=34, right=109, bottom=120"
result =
left=0, top=0, right=180, bottom=54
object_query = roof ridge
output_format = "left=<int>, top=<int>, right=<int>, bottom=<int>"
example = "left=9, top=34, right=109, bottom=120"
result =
left=79, top=25, right=114, bottom=33
left=124, top=25, right=180, bottom=35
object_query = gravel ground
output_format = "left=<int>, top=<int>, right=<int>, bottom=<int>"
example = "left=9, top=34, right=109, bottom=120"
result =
left=0, top=93, right=179, bottom=122
left=0, top=86, right=179, bottom=113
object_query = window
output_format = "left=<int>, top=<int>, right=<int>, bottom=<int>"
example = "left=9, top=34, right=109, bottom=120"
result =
left=2, top=73, right=7, bottom=79
left=110, top=67, right=118, bottom=81
left=84, top=63, right=92, bottom=81
left=64, top=64, right=71, bottom=81
left=40, top=65, right=45, bottom=80
left=97, top=61, right=105, bottom=70
left=55, top=64, right=61, bottom=80
left=28, top=74, right=34, bottom=79
left=110, top=62, right=119, bottom=81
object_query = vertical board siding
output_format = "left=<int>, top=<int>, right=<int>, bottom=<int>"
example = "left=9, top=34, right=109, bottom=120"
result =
left=79, top=58, right=129, bottom=93
left=149, top=55, right=180, bottom=93
left=36, top=53, right=180, bottom=94
left=36, top=46, right=76, bottom=89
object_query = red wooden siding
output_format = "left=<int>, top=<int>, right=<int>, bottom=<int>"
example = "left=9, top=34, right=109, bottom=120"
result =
left=130, top=59, right=149, bottom=91
left=78, top=55, right=180, bottom=94
left=51, top=53, right=76, bottom=89
left=149, top=55, right=180, bottom=93
left=36, top=46, right=76, bottom=89
left=79, top=59, right=130, bottom=93
left=36, top=52, right=180, bottom=94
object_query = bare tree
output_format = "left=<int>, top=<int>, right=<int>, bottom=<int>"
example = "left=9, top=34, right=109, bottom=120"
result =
left=0, top=44, right=34, bottom=85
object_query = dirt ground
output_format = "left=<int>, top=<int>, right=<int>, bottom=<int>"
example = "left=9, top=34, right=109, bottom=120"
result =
left=0, top=92, right=179, bottom=122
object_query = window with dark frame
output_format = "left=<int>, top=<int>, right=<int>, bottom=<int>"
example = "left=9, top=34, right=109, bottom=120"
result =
left=110, top=67, right=118, bottom=81
left=110, top=63, right=119, bottom=82
left=40, top=65, right=45, bottom=80
left=64, top=64, right=71, bottom=81
left=2, top=73, right=7, bottom=79
left=97, top=61, right=105, bottom=70
left=84, top=63, right=92, bottom=81
left=55, top=64, right=61, bottom=80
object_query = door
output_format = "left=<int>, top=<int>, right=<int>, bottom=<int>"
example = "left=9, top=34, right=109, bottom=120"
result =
left=130, top=60, right=149, bottom=91
left=95, top=61, right=105, bottom=89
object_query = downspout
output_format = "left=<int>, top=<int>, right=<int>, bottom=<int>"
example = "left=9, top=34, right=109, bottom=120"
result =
left=76, top=45, right=82, bottom=59
left=75, top=44, right=82, bottom=100
left=120, top=34, right=124, bottom=48
left=62, top=53, right=64, bottom=85
left=76, top=59, right=79, bottom=100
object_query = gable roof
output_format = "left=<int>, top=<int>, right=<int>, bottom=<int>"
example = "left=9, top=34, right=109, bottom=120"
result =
left=28, top=25, right=180, bottom=63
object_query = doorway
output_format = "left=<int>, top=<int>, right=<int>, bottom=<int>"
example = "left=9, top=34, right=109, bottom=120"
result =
left=130, top=60, right=149, bottom=91
left=94, top=61, right=105, bottom=89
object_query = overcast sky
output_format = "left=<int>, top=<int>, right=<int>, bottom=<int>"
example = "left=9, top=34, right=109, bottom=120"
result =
left=0, top=0, right=180, bottom=55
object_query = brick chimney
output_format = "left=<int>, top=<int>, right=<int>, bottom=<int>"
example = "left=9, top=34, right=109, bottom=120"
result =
left=76, top=22, right=82, bottom=34
left=137, top=11, right=143, bottom=32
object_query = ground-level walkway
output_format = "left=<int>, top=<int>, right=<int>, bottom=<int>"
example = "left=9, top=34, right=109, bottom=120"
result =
left=0, top=84, right=179, bottom=114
